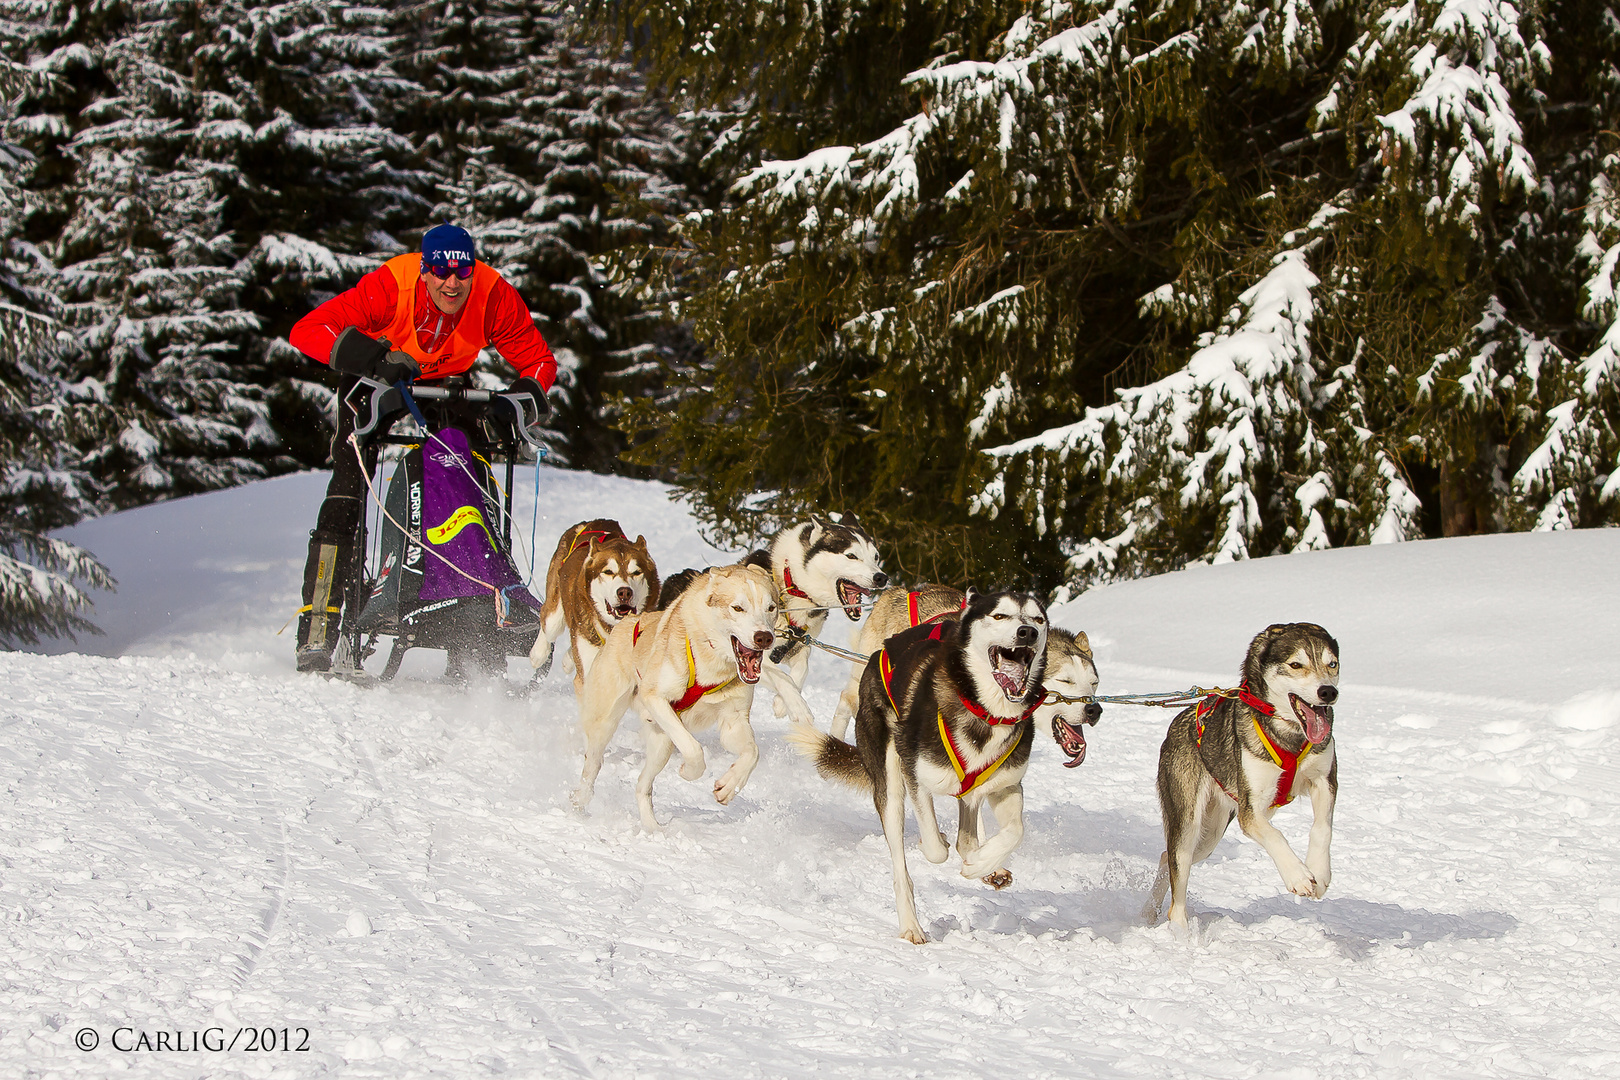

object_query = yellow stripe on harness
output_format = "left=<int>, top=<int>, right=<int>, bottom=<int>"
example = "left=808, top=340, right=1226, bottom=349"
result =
left=938, top=713, right=1020, bottom=798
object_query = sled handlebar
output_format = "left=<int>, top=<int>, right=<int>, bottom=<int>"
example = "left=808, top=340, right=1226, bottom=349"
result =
left=343, top=376, right=548, bottom=453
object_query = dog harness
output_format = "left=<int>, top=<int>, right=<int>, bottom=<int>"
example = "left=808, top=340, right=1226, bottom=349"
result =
left=878, top=641, right=1027, bottom=799
left=566, top=524, right=614, bottom=558
left=632, top=621, right=733, bottom=716
left=956, top=690, right=1041, bottom=725
left=937, top=715, right=1021, bottom=798
left=779, top=566, right=819, bottom=629
left=905, top=591, right=966, bottom=627
left=1194, top=687, right=1314, bottom=808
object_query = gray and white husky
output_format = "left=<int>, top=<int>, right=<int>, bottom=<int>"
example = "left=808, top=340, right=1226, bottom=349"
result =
left=1144, top=622, right=1341, bottom=928
left=790, top=589, right=1080, bottom=944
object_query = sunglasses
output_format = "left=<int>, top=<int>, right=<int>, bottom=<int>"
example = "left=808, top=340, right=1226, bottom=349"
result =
left=424, top=262, right=474, bottom=281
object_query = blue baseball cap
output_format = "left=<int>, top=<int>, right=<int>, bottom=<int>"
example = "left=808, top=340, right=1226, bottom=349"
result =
left=421, top=223, right=476, bottom=271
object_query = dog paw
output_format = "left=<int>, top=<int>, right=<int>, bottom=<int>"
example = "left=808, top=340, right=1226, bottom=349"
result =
left=678, top=755, right=706, bottom=781
left=960, top=856, right=1003, bottom=880
left=569, top=787, right=593, bottom=813
left=981, top=869, right=1013, bottom=890
left=898, top=926, right=928, bottom=945
left=772, top=695, right=789, bottom=719
left=1307, top=864, right=1332, bottom=898
left=1282, top=863, right=1319, bottom=898
left=919, top=832, right=949, bottom=864
left=714, top=769, right=744, bottom=805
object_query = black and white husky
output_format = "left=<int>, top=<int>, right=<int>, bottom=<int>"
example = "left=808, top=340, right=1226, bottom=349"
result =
left=1144, top=622, right=1341, bottom=928
left=746, top=514, right=888, bottom=715
left=789, top=589, right=1052, bottom=944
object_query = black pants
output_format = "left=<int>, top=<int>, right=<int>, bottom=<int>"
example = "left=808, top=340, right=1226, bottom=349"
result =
left=297, top=375, right=378, bottom=658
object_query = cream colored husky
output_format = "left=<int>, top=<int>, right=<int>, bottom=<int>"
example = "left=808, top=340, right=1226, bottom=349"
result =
left=573, top=564, right=817, bottom=830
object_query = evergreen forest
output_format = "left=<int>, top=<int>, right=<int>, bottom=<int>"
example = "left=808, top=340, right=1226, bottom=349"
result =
left=2, top=0, right=1617, bottom=639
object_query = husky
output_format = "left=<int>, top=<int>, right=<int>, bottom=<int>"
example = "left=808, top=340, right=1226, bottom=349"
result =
left=789, top=589, right=1067, bottom=943
left=530, top=520, right=660, bottom=694
left=574, top=564, right=817, bottom=830
left=831, top=583, right=1102, bottom=752
left=660, top=514, right=888, bottom=718
left=1144, top=622, right=1341, bottom=928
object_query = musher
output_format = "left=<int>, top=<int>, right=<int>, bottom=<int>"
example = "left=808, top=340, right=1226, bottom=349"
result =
left=288, top=223, right=557, bottom=672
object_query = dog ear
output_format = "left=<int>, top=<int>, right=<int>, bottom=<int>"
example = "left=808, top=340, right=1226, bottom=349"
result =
left=705, top=573, right=727, bottom=606
left=964, top=586, right=978, bottom=605
left=634, top=535, right=646, bottom=549
left=1243, top=625, right=1288, bottom=685
left=1073, top=630, right=1092, bottom=656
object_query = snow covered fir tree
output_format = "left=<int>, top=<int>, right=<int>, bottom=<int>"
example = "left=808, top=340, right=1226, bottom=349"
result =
left=0, top=56, right=111, bottom=645
left=4, top=0, right=1620, bottom=629
left=0, top=0, right=694, bottom=499
left=0, top=0, right=695, bottom=637
left=604, top=0, right=1620, bottom=589
left=391, top=0, right=697, bottom=470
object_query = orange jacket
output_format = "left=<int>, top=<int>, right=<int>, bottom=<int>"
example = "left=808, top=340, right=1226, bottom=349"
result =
left=290, top=255, right=557, bottom=386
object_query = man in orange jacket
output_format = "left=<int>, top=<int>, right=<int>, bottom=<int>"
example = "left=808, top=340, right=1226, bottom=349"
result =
left=289, top=223, right=558, bottom=672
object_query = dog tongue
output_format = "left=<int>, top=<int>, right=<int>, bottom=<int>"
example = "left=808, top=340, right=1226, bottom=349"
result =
left=1053, top=719, right=1087, bottom=767
left=733, top=639, right=763, bottom=682
left=993, top=652, right=1028, bottom=698
left=1303, top=703, right=1332, bottom=743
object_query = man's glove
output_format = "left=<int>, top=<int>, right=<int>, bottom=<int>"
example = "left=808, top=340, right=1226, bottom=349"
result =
left=377, top=350, right=421, bottom=384
left=329, top=327, right=420, bottom=383
left=495, top=376, right=549, bottom=425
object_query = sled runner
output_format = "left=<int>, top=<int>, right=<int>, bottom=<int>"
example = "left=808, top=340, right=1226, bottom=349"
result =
left=327, top=375, right=547, bottom=683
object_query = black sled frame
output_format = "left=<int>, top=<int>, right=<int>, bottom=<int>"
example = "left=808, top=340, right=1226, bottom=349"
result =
left=328, top=376, right=546, bottom=682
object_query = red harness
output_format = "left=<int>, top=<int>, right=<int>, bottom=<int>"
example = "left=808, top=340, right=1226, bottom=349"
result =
left=1194, top=687, right=1314, bottom=808
left=567, top=525, right=613, bottom=559
left=879, top=640, right=1029, bottom=798
left=780, top=566, right=814, bottom=628
left=631, top=622, right=729, bottom=714
left=906, top=591, right=965, bottom=628
left=956, top=690, right=1039, bottom=725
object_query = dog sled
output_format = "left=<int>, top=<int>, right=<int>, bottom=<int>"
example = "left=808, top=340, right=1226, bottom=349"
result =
left=325, top=374, right=547, bottom=683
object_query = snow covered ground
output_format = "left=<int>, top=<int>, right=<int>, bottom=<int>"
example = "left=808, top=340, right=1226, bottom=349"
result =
left=6, top=466, right=1620, bottom=1078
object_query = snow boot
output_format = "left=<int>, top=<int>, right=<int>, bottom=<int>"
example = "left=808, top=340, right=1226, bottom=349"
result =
left=297, top=534, right=348, bottom=673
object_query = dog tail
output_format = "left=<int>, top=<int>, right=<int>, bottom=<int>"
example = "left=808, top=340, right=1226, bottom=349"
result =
left=784, top=723, right=871, bottom=791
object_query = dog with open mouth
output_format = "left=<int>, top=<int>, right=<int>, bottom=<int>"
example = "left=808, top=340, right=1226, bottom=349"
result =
left=743, top=514, right=887, bottom=717
left=828, top=584, right=1104, bottom=759
left=657, top=514, right=889, bottom=719
left=573, top=564, right=817, bottom=830
left=788, top=588, right=1052, bottom=943
left=1144, top=622, right=1341, bottom=928
left=531, top=520, right=660, bottom=696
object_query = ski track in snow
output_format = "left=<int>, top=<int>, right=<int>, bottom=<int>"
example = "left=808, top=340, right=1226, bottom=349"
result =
left=3, top=470, right=1619, bottom=1077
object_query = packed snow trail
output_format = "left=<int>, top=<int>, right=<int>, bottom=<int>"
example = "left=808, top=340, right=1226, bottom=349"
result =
left=4, top=469, right=1618, bottom=1078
